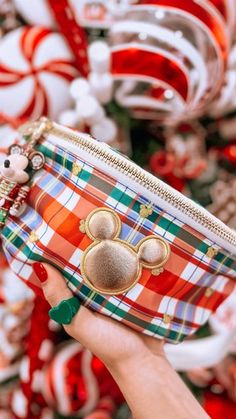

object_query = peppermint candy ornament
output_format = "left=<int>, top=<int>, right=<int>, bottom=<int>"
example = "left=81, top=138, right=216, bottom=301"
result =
left=0, top=26, right=78, bottom=120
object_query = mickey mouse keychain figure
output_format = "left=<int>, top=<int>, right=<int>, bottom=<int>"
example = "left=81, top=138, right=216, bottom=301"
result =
left=0, top=117, right=51, bottom=228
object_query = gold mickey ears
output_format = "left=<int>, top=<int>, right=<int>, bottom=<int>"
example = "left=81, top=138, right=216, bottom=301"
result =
left=80, top=208, right=170, bottom=295
left=85, top=208, right=121, bottom=241
left=138, top=237, right=170, bottom=268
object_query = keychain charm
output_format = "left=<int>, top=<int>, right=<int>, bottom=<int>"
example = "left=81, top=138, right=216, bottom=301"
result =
left=0, top=118, right=50, bottom=228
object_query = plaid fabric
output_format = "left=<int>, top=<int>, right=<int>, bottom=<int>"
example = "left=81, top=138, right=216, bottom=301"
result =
left=1, top=139, right=236, bottom=343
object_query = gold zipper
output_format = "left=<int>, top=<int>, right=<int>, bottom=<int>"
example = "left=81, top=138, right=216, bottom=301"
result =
left=23, top=118, right=236, bottom=248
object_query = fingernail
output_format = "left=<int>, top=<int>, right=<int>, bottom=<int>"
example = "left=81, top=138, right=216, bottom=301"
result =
left=33, top=262, right=48, bottom=283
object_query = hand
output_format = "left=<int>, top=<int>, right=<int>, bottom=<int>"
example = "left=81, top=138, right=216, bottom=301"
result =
left=34, top=263, right=209, bottom=419
left=33, top=263, right=164, bottom=369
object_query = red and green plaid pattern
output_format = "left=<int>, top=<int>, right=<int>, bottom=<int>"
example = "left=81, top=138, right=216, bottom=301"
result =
left=1, top=139, right=236, bottom=343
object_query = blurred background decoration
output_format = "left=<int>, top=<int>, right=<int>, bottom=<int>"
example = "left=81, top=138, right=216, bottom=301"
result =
left=0, top=1, right=236, bottom=418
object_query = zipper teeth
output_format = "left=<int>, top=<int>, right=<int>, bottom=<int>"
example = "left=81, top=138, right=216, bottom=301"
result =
left=46, top=124, right=236, bottom=247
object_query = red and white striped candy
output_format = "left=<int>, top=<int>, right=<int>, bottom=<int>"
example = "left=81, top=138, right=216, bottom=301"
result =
left=107, top=0, right=233, bottom=120
left=0, top=26, right=78, bottom=120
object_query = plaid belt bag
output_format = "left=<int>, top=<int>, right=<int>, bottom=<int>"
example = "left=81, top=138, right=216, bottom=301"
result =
left=1, top=119, right=236, bottom=343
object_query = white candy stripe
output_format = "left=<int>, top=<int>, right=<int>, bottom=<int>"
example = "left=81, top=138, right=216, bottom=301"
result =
left=226, top=0, right=236, bottom=33
left=0, top=77, right=35, bottom=117
left=52, top=342, right=83, bottom=414
left=13, top=0, right=55, bottom=27
left=115, top=89, right=184, bottom=113
left=30, top=83, right=47, bottom=120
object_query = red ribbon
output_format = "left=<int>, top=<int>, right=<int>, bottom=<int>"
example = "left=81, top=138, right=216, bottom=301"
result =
left=47, top=0, right=89, bottom=77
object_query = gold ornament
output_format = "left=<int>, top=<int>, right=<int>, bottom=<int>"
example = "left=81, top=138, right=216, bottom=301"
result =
left=163, top=314, right=173, bottom=324
left=205, top=288, right=214, bottom=297
left=206, top=247, right=218, bottom=258
left=139, top=204, right=153, bottom=218
left=72, top=162, right=82, bottom=176
left=152, top=267, right=164, bottom=276
left=79, top=220, right=86, bottom=234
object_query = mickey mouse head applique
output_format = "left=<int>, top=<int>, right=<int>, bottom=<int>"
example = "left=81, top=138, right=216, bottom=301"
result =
left=80, top=208, right=170, bottom=295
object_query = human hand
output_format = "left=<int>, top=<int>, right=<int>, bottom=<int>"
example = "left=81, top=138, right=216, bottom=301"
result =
left=33, top=263, right=164, bottom=370
left=33, top=262, right=210, bottom=419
